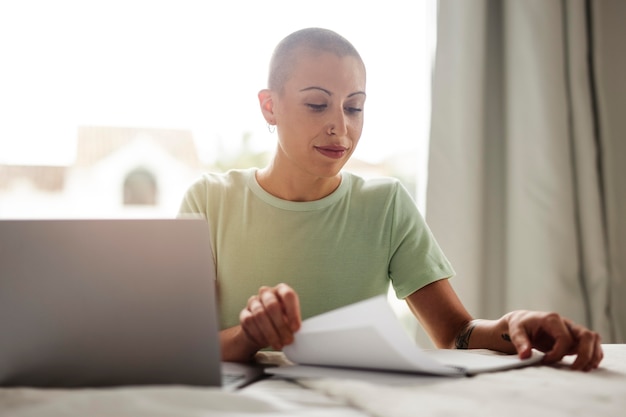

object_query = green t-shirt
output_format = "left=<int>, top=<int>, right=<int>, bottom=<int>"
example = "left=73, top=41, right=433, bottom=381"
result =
left=179, top=168, right=454, bottom=329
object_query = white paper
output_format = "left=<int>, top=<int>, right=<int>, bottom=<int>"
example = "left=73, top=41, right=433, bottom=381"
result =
left=280, top=295, right=543, bottom=377
left=283, top=296, right=462, bottom=376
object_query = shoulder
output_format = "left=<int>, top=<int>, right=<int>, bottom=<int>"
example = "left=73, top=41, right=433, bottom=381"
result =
left=343, top=171, right=408, bottom=200
left=180, top=168, right=254, bottom=215
left=187, top=168, right=255, bottom=193
left=342, top=171, right=420, bottom=223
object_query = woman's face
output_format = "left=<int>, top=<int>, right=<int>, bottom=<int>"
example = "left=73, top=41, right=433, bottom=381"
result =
left=270, top=49, right=366, bottom=180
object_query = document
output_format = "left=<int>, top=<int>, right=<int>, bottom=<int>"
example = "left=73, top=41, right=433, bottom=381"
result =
left=268, top=296, right=543, bottom=379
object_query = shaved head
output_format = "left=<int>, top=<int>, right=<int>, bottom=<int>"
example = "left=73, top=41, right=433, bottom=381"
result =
left=268, top=28, right=365, bottom=93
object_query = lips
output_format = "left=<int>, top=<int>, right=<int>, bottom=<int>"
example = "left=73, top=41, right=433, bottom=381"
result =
left=315, top=145, right=348, bottom=159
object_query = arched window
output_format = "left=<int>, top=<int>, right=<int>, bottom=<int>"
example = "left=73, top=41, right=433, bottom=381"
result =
left=123, top=168, right=157, bottom=205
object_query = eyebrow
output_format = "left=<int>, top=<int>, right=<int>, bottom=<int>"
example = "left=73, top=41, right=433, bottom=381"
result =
left=299, top=86, right=366, bottom=98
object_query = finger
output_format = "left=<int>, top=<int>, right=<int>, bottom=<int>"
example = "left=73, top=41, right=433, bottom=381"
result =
left=567, top=322, right=590, bottom=370
left=239, top=307, right=267, bottom=349
left=258, top=289, right=296, bottom=348
left=274, top=283, right=302, bottom=332
left=507, top=319, right=533, bottom=359
left=258, top=284, right=300, bottom=324
left=589, top=339, right=604, bottom=371
left=244, top=296, right=283, bottom=349
left=568, top=325, right=603, bottom=371
left=540, top=314, right=574, bottom=364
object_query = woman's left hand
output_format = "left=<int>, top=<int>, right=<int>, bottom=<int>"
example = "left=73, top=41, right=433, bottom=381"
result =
left=503, top=310, right=603, bottom=371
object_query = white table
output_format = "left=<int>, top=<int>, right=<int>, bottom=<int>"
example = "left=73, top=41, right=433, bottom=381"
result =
left=1, top=345, right=625, bottom=417
left=283, top=344, right=626, bottom=417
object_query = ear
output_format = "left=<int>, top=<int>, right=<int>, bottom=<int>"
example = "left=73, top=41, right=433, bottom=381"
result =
left=258, top=89, right=276, bottom=125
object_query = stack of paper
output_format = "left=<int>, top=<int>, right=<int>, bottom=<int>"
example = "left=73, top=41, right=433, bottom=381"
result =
left=268, top=296, right=542, bottom=380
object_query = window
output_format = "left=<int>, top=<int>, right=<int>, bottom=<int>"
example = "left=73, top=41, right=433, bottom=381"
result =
left=0, top=0, right=436, bottom=217
left=123, top=168, right=157, bottom=206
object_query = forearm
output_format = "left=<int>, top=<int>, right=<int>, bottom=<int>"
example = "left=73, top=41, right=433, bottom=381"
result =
left=456, top=317, right=516, bottom=354
left=220, top=325, right=261, bottom=362
left=408, top=280, right=602, bottom=369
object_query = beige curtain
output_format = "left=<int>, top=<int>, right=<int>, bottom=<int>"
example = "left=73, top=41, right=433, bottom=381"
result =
left=427, top=0, right=626, bottom=342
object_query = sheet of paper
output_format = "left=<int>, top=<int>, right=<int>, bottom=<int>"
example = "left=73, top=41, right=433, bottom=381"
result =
left=282, top=296, right=462, bottom=376
left=280, top=295, right=543, bottom=378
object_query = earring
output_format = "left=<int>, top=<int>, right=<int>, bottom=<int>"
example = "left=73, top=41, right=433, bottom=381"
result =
left=267, top=123, right=276, bottom=134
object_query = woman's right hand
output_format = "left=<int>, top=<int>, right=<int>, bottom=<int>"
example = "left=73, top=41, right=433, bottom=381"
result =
left=238, top=283, right=302, bottom=352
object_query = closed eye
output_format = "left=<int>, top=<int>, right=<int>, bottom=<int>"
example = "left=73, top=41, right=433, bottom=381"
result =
left=345, top=107, right=362, bottom=114
left=306, top=104, right=327, bottom=112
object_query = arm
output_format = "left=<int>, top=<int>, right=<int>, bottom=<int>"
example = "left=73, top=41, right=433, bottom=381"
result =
left=406, top=279, right=603, bottom=371
left=220, top=325, right=260, bottom=362
left=405, top=278, right=473, bottom=349
left=221, top=283, right=302, bottom=362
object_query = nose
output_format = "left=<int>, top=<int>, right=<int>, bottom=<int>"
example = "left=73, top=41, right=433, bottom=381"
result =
left=327, top=107, right=348, bottom=136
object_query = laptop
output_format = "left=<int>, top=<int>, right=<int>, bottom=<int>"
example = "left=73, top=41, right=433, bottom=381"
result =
left=0, top=218, right=264, bottom=389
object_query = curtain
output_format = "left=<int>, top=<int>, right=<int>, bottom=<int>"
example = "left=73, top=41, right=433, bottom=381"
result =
left=427, top=0, right=626, bottom=342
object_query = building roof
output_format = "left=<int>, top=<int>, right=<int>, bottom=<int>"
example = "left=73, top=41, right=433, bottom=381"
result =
left=75, top=126, right=202, bottom=168
left=0, top=126, right=202, bottom=192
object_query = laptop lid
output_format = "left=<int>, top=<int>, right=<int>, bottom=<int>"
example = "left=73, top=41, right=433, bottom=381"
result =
left=0, top=218, right=222, bottom=387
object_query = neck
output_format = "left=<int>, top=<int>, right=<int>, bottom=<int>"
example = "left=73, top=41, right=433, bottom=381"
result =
left=256, top=164, right=342, bottom=202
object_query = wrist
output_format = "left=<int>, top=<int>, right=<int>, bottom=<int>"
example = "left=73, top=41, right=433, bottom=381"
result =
left=454, top=319, right=480, bottom=349
left=494, top=313, right=518, bottom=354
left=454, top=317, right=517, bottom=354
left=220, top=326, right=261, bottom=362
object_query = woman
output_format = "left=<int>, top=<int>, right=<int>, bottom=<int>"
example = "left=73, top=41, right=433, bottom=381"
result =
left=179, top=28, right=603, bottom=371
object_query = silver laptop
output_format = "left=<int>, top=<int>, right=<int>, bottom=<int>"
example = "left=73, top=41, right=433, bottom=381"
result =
left=0, top=218, right=263, bottom=389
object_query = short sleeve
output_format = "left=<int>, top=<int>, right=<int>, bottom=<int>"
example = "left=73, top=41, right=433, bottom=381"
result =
left=387, top=182, right=455, bottom=299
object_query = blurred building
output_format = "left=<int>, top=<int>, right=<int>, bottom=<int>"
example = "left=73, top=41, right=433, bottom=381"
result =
left=0, top=126, right=420, bottom=219
left=0, top=126, right=204, bottom=219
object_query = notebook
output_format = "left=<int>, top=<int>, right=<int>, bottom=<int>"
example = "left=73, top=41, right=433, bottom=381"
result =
left=0, top=218, right=264, bottom=389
